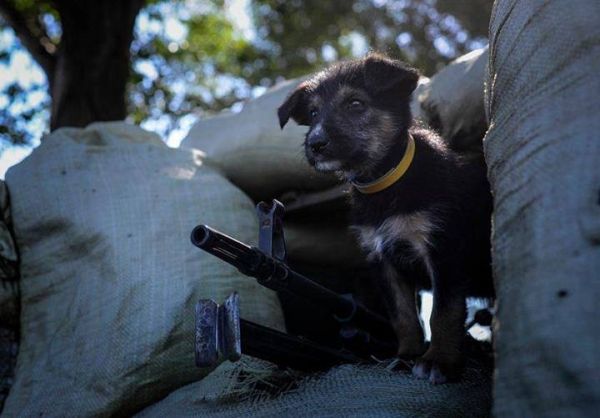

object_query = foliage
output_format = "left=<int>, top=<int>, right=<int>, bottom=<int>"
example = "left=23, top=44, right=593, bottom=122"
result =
left=251, top=0, right=491, bottom=77
left=0, top=0, right=492, bottom=148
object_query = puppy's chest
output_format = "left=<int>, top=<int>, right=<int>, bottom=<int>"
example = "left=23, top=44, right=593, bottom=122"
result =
left=352, top=211, right=436, bottom=264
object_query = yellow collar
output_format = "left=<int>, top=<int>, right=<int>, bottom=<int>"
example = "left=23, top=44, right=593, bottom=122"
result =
left=352, top=134, right=415, bottom=194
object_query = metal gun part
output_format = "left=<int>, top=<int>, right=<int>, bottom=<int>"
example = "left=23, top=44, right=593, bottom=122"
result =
left=257, top=199, right=287, bottom=261
left=195, top=292, right=363, bottom=371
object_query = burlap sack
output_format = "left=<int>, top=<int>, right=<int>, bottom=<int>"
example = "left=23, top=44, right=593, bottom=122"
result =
left=0, top=180, right=18, bottom=325
left=179, top=50, right=489, bottom=273
left=412, top=47, right=488, bottom=152
left=135, top=358, right=492, bottom=417
left=180, top=79, right=339, bottom=201
left=485, top=1, right=600, bottom=416
left=2, top=122, right=285, bottom=417
left=181, top=50, right=488, bottom=202
left=0, top=180, right=19, bottom=412
left=285, top=220, right=365, bottom=268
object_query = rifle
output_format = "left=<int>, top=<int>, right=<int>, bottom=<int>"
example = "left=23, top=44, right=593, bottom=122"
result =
left=191, top=200, right=397, bottom=371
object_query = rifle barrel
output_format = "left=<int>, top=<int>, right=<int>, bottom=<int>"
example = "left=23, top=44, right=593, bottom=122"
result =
left=191, top=225, right=395, bottom=342
left=191, top=225, right=262, bottom=272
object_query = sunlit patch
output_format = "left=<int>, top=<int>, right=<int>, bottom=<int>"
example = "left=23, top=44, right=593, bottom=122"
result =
left=191, top=149, right=206, bottom=166
left=468, top=324, right=492, bottom=341
left=420, top=291, right=433, bottom=341
left=315, top=160, right=342, bottom=171
left=164, top=166, right=196, bottom=180
left=0, top=146, right=33, bottom=179
left=312, top=123, right=324, bottom=136
left=224, top=0, right=255, bottom=40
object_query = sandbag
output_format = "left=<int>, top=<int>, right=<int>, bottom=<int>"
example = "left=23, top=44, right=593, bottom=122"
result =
left=0, top=180, right=19, bottom=412
left=0, top=180, right=18, bottom=326
left=485, top=1, right=600, bottom=416
left=181, top=49, right=488, bottom=203
left=412, top=47, right=488, bottom=152
left=2, top=122, right=285, bottom=417
left=179, top=51, right=489, bottom=272
left=135, top=358, right=492, bottom=417
left=285, top=220, right=365, bottom=268
left=181, top=79, right=339, bottom=201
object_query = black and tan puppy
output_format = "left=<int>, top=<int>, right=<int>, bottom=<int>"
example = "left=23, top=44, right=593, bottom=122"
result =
left=278, top=53, right=493, bottom=384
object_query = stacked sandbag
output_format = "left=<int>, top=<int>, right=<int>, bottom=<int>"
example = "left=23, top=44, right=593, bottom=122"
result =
left=285, top=221, right=365, bottom=268
left=2, top=122, right=285, bottom=417
left=0, top=180, right=19, bottom=411
left=180, top=50, right=489, bottom=270
left=484, top=0, right=600, bottom=416
left=0, top=181, right=19, bottom=324
left=412, top=47, right=488, bottom=153
left=182, top=49, right=489, bottom=203
left=135, top=359, right=492, bottom=417
left=181, top=79, right=339, bottom=202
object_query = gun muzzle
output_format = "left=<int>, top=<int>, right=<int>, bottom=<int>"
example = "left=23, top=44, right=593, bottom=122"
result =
left=191, top=225, right=266, bottom=276
left=190, top=225, right=213, bottom=247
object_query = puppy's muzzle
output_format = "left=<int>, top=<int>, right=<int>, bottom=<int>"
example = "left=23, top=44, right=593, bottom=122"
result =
left=307, top=130, right=329, bottom=154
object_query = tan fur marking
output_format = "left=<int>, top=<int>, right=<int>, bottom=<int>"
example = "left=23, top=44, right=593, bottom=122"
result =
left=352, top=211, right=437, bottom=264
left=333, top=85, right=361, bottom=103
left=381, top=260, right=426, bottom=357
left=365, top=112, right=397, bottom=162
left=308, top=95, right=322, bottom=110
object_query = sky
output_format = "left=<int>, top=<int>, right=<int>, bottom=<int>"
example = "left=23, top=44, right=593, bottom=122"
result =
left=0, top=31, right=46, bottom=177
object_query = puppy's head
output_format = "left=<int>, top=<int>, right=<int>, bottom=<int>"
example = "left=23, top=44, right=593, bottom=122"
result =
left=278, top=53, right=419, bottom=177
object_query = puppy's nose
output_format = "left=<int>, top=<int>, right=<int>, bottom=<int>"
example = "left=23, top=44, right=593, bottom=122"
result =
left=310, top=137, right=329, bottom=153
left=308, top=131, right=329, bottom=153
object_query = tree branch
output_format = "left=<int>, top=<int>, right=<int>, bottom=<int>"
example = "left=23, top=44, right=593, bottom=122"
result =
left=0, top=0, right=55, bottom=76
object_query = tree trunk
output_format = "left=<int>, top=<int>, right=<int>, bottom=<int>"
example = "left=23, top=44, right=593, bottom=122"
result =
left=49, top=0, right=144, bottom=130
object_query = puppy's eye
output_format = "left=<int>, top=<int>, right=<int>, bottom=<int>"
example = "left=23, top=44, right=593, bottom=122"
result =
left=310, top=108, right=319, bottom=119
left=348, top=100, right=364, bottom=110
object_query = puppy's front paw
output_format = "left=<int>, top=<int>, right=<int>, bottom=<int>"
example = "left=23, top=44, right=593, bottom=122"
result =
left=412, top=354, right=462, bottom=384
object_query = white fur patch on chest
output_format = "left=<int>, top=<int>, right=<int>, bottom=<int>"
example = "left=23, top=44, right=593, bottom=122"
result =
left=352, top=212, right=436, bottom=263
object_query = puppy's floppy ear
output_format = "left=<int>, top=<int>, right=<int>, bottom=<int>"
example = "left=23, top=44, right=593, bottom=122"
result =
left=278, top=81, right=311, bottom=129
left=362, top=53, right=420, bottom=97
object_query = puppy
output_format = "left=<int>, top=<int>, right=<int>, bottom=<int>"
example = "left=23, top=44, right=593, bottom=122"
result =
left=278, top=53, right=494, bottom=384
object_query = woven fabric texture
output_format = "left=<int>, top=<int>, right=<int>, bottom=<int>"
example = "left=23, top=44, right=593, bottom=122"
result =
left=485, top=0, right=600, bottom=416
left=2, top=122, right=285, bottom=417
left=137, top=357, right=492, bottom=418
left=0, top=180, right=19, bottom=412
left=412, top=47, right=488, bottom=152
